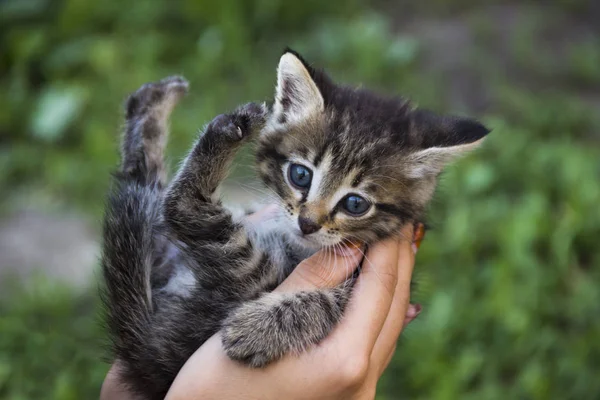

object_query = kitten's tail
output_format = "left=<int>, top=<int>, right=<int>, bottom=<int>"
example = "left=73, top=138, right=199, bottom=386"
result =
left=100, top=178, right=159, bottom=371
left=100, top=77, right=189, bottom=398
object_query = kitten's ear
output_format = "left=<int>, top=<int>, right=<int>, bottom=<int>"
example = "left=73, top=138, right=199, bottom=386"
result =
left=406, top=109, right=491, bottom=178
left=272, top=49, right=324, bottom=126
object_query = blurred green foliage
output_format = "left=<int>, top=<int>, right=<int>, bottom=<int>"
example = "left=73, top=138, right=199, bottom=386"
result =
left=0, top=279, right=105, bottom=400
left=1, top=0, right=600, bottom=399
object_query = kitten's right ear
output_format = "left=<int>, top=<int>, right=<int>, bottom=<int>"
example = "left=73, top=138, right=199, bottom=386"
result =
left=271, top=49, right=324, bottom=127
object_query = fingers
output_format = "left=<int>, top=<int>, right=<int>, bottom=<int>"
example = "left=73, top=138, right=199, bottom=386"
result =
left=273, top=221, right=420, bottom=372
left=375, top=303, right=424, bottom=378
left=276, top=244, right=363, bottom=293
left=332, top=233, right=404, bottom=353
left=101, top=362, right=132, bottom=400
left=369, top=224, right=416, bottom=370
left=244, top=204, right=279, bottom=225
left=371, top=223, right=427, bottom=379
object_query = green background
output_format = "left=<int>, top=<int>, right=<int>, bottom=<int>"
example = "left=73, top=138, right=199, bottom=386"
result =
left=1, top=0, right=599, bottom=398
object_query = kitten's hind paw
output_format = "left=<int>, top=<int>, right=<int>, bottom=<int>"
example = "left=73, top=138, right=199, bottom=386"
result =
left=121, top=76, right=189, bottom=183
left=125, top=76, right=189, bottom=120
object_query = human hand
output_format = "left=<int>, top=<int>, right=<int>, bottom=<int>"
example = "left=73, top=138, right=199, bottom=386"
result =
left=164, top=223, right=421, bottom=400
left=101, top=206, right=423, bottom=400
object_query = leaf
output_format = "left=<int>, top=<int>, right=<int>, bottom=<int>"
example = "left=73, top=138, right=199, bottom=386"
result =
left=30, top=86, right=86, bottom=142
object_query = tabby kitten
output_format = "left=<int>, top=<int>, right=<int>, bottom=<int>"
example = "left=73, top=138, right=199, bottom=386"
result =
left=102, top=50, right=490, bottom=399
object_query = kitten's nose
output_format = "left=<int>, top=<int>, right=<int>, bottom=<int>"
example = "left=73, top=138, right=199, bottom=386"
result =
left=298, top=217, right=321, bottom=235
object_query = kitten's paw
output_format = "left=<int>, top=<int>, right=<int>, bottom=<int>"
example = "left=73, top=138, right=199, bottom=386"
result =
left=205, top=102, right=266, bottom=143
left=205, top=108, right=259, bottom=143
left=222, top=339, right=275, bottom=368
left=125, top=76, right=189, bottom=120
left=234, top=102, right=268, bottom=133
left=206, top=114, right=245, bottom=142
left=221, top=314, right=282, bottom=368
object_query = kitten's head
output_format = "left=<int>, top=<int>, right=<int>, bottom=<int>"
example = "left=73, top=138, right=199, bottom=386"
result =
left=256, top=49, right=490, bottom=250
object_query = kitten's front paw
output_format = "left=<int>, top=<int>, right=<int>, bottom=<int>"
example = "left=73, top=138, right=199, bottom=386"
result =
left=206, top=103, right=266, bottom=143
left=206, top=113, right=248, bottom=143
left=221, top=313, right=281, bottom=368
left=234, top=102, right=268, bottom=132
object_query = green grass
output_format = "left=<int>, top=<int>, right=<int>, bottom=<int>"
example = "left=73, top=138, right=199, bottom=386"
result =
left=1, top=0, right=600, bottom=399
left=0, top=279, right=107, bottom=399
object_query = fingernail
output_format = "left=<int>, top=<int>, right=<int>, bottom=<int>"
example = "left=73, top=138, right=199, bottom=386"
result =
left=406, top=303, right=422, bottom=318
left=346, top=239, right=363, bottom=249
left=412, top=222, right=425, bottom=253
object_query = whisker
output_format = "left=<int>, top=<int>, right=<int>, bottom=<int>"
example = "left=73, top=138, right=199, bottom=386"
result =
left=324, top=244, right=335, bottom=286
left=369, top=174, right=409, bottom=190
left=237, top=184, right=285, bottom=205
left=284, top=133, right=313, bottom=152
left=239, top=183, right=285, bottom=203
left=356, top=246, right=388, bottom=290
left=324, top=243, right=337, bottom=286
left=342, top=235, right=391, bottom=293
left=365, top=181, right=389, bottom=193
left=338, top=242, right=352, bottom=288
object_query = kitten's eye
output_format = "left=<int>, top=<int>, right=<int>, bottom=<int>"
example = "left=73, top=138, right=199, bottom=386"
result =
left=288, top=164, right=312, bottom=189
left=342, top=195, right=370, bottom=216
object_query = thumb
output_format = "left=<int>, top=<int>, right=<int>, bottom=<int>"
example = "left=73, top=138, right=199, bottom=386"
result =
left=276, top=245, right=364, bottom=293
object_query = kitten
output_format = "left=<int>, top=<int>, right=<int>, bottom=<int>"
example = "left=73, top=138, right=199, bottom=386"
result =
left=101, top=50, right=490, bottom=399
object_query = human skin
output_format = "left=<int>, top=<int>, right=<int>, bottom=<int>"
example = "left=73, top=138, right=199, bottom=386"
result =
left=101, top=218, right=420, bottom=400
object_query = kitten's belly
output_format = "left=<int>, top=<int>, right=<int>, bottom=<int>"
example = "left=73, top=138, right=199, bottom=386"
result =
left=157, top=212, right=317, bottom=297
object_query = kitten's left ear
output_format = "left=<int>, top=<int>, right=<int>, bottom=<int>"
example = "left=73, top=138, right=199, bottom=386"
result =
left=271, top=49, right=324, bottom=126
left=406, top=109, right=491, bottom=178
